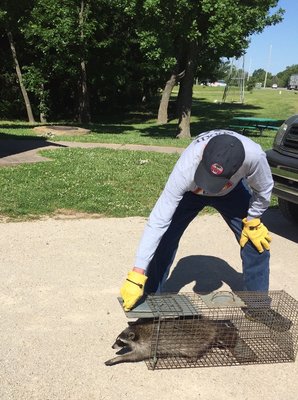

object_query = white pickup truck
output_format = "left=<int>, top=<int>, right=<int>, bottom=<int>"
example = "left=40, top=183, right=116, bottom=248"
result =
left=288, top=74, right=298, bottom=90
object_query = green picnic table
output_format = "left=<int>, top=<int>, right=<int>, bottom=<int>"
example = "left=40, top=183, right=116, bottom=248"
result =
left=229, top=117, right=281, bottom=135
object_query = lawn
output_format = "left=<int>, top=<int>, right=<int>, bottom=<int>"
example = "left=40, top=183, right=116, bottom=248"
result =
left=0, top=148, right=179, bottom=219
left=0, top=86, right=297, bottom=219
left=1, top=86, right=297, bottom=148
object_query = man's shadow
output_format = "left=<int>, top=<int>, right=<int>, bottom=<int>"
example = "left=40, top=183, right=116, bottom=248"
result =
left=263, top=208, right=297, bottom=243
left=163, top=255, right=244, bottom=294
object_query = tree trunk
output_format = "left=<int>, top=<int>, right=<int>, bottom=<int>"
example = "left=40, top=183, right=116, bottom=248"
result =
left=157, top=64, right=186, bottom=125
left=176, top=43, right=197, bottom=139
left=7, top=31, right=35, bottom=123
left=157, top=73, right=177, bottom=124
left=39, top=83, right=47, bottom=123
left=78, top=0, right=91, bottom=124
left=78, top=59, right=91, bottom=123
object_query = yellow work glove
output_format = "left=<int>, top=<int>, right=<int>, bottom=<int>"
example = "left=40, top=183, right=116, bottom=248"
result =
left=240, top=218, right=272, bottom=253
left=120, top=270, right=148, bottom=311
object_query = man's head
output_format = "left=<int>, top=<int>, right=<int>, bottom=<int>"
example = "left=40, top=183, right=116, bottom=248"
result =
left=194, top=134, right=245, bottom=193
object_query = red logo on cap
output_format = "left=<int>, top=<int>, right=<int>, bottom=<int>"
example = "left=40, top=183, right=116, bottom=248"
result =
left=210, top=163, right=224, bottom=175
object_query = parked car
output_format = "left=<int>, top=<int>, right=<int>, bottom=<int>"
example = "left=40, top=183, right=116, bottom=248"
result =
left=210, top=80, right=227, bottom=87
left=272, top=84, right=278, bottom=89
left=266, top=115, right=298, bottom=223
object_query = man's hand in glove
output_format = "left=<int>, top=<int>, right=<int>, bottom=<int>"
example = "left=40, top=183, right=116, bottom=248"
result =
left=120, top=269, right=148, bottom=311
left=240, top=218, right=272, bottom=253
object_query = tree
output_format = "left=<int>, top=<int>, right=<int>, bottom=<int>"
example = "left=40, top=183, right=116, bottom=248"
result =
left=78, top=0, right=91, bottom=123
left=0, top=0, right=285, bottom=125
left=131, top=0, right=284, bottom=138
left=0, top=1, right=36, bottom=123
left=252, top=68, right=267, bottom=85
left=277, top=65, right=298, bottom=88
left=23, top=0, right=155, bottom=120
left=24, top=0, right=97, bottom=123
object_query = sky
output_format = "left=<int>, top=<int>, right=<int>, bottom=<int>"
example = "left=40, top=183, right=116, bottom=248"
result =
left=243, top=0, right=298, bottom=76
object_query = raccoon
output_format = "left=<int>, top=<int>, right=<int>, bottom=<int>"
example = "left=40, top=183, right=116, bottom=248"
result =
left=105, top=316, right=240, bottom=366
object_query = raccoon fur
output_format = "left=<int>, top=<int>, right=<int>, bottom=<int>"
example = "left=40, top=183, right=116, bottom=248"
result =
left=105, top=316, right=240, bottom=366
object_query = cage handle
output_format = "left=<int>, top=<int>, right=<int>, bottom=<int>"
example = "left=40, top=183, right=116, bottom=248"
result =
left=211, top=291, right=236, bottom=303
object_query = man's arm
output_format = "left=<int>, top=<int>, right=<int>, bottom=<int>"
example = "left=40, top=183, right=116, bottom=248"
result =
left=120, top=179, right=186, bottom=310
left=134, top=176, right=186, bottom=271
left=120, top=149, right=195, bottom=310
left=246, top=152, right=274, bottom=218
left=240, top=151, right=273, bottom=253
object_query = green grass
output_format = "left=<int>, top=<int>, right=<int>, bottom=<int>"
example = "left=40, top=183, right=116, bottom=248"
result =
left=0, top=86, right=295, bottom=219
left=1, top=86, right=297, bottom=147
left=0, top=148, right=179, bottom=219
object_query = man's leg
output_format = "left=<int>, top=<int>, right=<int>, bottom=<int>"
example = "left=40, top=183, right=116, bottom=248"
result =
left=145, top=192, right=207, bottom=294
left=211, top=181, right=270, bottom=291
left=213, top=182, right=293, bottom=331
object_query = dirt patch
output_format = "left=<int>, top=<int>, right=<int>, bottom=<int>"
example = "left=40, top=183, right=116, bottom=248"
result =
left=0, top=209, right=104, bottom=223
left=49, top=209, right=104, bottom=220
left=33, top=125, right=91, bottom=137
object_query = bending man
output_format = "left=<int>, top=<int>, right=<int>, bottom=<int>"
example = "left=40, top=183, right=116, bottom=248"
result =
left=121, top=130, right=273, bottom=311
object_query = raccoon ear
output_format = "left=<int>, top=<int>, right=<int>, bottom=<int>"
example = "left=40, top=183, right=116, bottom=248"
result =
left=128, top=331, right=136, bottom=340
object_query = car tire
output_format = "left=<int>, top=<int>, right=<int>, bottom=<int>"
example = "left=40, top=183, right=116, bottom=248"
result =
left=278, top=198, right=298, bottom=223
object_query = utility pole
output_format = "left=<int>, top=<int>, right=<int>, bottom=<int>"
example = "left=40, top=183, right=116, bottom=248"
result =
left=263, top=44, right=272, bottom=88
left=247, top=57, right=252, bottom=81
left=240, top=56, right=245, bottom=103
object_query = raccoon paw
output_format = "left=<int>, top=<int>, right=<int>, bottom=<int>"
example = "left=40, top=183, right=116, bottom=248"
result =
left=104, top=359, right=114, bottom=366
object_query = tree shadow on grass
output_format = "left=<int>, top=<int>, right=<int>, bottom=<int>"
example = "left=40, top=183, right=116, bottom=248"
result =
left=137, top=98, right=268, bottom=139
left=0, top=124, right=40, bottom=130
left=68, top=97, right=269, bottom=139
left=86, top=123, right=139, bottom=135
left=0, top=96, right=284, bottom=141
left=87, top=97, right=280, bottom=140
left=0, top=121, right=140, bottom=138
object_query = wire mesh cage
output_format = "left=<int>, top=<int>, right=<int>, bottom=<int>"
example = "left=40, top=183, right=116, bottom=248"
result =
left=143, top=291, right=298, bottom=370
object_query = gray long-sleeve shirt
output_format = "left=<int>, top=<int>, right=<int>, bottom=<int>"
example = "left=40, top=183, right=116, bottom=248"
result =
left=134, top=130, right=274, bottom=271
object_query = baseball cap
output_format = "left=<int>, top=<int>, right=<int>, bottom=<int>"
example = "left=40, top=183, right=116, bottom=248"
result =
left=194, top=134, right=245, bottom=193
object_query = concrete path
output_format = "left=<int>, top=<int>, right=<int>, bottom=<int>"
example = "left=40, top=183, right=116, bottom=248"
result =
left=0, top=139, right=184, bottom=167
left=0, top=213, right=297, bottom=400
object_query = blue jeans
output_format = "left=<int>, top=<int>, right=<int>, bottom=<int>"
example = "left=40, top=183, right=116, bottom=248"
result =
left=145, top=180, right=270, bottom=294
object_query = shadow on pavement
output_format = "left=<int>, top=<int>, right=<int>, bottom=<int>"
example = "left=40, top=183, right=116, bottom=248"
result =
left=163, top=255, right=244, bottom=294
left=263, top=208, right=298, bottom=243
left=0, top=136, right=66, bottom=158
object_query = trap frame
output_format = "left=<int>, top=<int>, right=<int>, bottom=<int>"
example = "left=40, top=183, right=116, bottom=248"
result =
left=141, top=291, right=298, bottom=370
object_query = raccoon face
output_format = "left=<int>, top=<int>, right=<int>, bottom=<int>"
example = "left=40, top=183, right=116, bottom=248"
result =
left=112, top=328, right=137, bottom=349
left=112, top=337, right=127, bottom=349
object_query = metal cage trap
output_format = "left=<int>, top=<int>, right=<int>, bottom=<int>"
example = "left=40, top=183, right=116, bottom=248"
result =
left=122, top=290, right=298, bottom=370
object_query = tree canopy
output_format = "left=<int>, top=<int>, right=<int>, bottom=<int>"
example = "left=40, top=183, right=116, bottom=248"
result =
left=0, top=0, right=285, bottom=132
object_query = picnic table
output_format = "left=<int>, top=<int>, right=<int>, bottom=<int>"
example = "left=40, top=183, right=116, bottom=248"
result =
left=229, top=117, right=281, bottom=135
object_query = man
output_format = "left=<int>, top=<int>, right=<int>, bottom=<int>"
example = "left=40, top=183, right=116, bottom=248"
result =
left=121, top=130, right=273, bottom=311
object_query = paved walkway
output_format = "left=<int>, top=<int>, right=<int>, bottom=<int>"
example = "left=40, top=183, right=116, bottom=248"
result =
left=1, top=214, right=297, bottom=400
left=0, top=139, right=184, bottom=167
